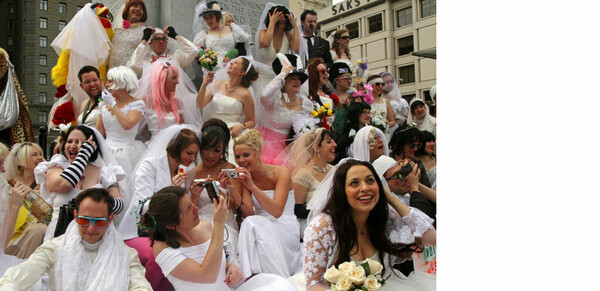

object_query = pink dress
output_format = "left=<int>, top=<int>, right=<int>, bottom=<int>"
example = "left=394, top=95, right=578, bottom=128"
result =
left=257, top=73, right=312, bottom=165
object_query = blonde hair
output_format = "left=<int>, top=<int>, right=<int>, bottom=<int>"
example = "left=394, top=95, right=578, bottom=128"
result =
left=233, top=129, right=262, bottom=153
left=0, top=143, right=9, bottom=160
left=10, top=143, right=43, bottom=172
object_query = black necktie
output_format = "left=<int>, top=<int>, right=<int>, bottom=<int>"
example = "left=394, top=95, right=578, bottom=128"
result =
left=304, top=35, right=313, bottom=49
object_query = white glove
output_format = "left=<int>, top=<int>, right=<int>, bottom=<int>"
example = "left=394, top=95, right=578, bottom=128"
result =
left=101, top=89, right=116, bottom=107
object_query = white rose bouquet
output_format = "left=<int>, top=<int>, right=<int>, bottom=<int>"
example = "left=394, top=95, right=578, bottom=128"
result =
left=370, top=115, right=389, bottom=135
left=324, top=258, right=389, bottom=291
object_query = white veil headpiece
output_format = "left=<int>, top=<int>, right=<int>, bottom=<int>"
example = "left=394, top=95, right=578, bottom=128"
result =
left=351, top=126, right=389, bottom=162
left=50, top=3, right=112, bottom=116
left=279, top=127, right=327, bottom=177
left=192, top=1, right=210, bottom=40
left=132, top=59, right=203, bottom=133
left=406, top=98, right=436, bottom=135
left=254, top=2, right=292, bottom=62
left=381, top=71, right=402, bottom=103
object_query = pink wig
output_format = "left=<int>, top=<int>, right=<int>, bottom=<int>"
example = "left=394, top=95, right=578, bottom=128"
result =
left=150, top=62, right=181, bottom=130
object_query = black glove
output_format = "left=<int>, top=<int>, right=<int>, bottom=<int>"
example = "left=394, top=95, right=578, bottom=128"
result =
left=294, top=204, right=310, bottom=219
left=142, top=28, right=153, bottom=41
left=166, top=26, right=178, bottom=39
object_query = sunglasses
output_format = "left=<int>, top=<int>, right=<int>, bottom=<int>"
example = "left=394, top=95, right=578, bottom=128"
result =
left=153, top=37, right=168, bottom=42
left=372, top=82, right=384, bottom=86
left=385, top=170, right=407, bottom=181
left=339, top=76, right=352, bottom=80
left=337, top=36, right=350, bottom=40
left=318, top=68, right=329, bottom=75
left=77, top=215, right=109, bottom=228
left=408, top=143, right=422, bottom=150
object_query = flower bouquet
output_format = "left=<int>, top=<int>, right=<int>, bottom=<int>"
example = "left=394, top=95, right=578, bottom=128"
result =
left=310, top=103, right=334, bottom=130
left=351, top=84, right=374, bottom=105
left=370, top=115, right=388, bottom=135
left=196, top=48, right=220, bottom=71
left=324, top=259, right=389, bottom=291
left=51, top=101, right=75, bottom=126
left=356, top=58, right=368, bottom=78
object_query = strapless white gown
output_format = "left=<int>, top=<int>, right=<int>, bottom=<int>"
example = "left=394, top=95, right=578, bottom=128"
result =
left=237, top=190, right=302, bottom=279
left=209, top=93, right=244, bottom=165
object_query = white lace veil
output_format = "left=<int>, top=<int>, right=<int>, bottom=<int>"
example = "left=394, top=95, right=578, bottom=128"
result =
left=351, top=126, right=389, bottom=162
left=254, top=2, right=287, bottom=62
left=279, top=127, right=327, bottom=177
left=192, top=1, right=210, bottom=40
left=381, top=71, right=402, bottom=103
left=407, top=98, right=436, bottom=136
left=132, top=59, right=203, bottom=135
left=51, top=3, right=112, bottom=116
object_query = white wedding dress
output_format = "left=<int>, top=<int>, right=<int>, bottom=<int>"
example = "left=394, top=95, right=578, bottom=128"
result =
left=100, top=100, right=147, bottom=174
left=209, top=93, right=244, bottom=165
left=156, top=239, right=297, bottom=291
left=252, top=34, right=291, bottom=127
left=238, top=190, right=302, bottom=279
left=109, top=24, right=146, bottom=69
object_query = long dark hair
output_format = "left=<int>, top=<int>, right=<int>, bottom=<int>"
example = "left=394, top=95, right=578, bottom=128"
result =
left=323, top=160, right=421, bottom=274
left=307, top=58, right=332, bottom=104
left=143, top=186, right=186, bottom=248
left=61, top=125, right=100, bottom=162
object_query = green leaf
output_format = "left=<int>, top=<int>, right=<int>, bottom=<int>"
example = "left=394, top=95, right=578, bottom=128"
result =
left=361, top=261, right=371, bottom=276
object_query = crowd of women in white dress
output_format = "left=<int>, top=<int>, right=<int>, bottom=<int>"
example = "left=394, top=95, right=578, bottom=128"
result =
left=0, top=0, right=438, bottom=290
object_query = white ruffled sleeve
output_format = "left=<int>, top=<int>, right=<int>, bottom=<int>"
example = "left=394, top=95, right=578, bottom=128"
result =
left=155, top=247, right=187, bottom=276
left=303, top=213, right=336, bottom=290
left=99, top=163, right=126, bottom=188
left=127, top=99, right=146, bottom=115
left=34, top=154, right=70, bottom=203
left=260, top=72, right=286, bottom=109
left=231, top=23, right=250, bottom=44
left=193, top=30, right=207, bottom=49
left=389, top=207, right=435, bottom=245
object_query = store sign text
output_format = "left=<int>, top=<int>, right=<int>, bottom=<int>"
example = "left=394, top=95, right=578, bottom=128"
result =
left=332, top=0, right=371, bottom=16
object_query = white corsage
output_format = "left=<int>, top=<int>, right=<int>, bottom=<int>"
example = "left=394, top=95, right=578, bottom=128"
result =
left=324, top=259, right=388, bottom=290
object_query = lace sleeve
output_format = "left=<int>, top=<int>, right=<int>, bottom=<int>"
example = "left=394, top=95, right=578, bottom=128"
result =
left=292, top=168, right=313, bottom=190
left=389, top=207, right=435, bottom=245
left=303, top=213, right=336, bottom=290
left=126, top=99, right=146, bottom=115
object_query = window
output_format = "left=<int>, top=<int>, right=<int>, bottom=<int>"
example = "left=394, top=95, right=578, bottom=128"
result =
left=40, top=18, right=48, bottom=29
left=402, top=93, right=416, bottom=105
left=9, top=3, right=15, bottom=13
left=39, top=55, right=47, bottom=66
left=396, top=35, right=414, bottom=56
left=59, top=21, right=66, bottom=31
left=59, top=3, right=67, bottom=14
left=368, top=14, right=383, bottom=34
left=324, top=29, right=337, bottom=39
left=396, top=7, right=412, bottom=27
left=39, top=36, right=47, bottom=47
left=38, top=111, right=47, bottom=123
left=39, top=93, right=47, bottom=104
left=7, top=37, right=14, bottom=46
left=8, top=20, right=15, bottom=30
left=397, top=65, right=415, bottom=84
left=420, top=0, right=436, bottom=18
left=346, top=21, right=359, bottom=39
left=40, top=0, right=48, bottom=11
left=39, top=73, right=47, bottom=85
left=77, top=5, right=83, bottom=11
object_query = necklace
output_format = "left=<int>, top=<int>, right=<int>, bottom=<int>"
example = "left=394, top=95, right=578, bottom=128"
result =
left=312, top=163, right=328, bottom=173
left=225, top=82, right=238, bottom=93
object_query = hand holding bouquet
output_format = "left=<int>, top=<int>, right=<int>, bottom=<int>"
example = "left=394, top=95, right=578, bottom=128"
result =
left=197, top=48, right=220, bottom=71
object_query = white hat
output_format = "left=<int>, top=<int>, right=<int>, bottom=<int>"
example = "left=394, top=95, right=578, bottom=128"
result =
left=372, top=155, right=397, bottom=177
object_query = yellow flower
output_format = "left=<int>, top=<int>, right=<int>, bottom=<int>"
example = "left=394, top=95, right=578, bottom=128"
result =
left=357, top=60, right=363, bottom=65
left=318, top=107, right=325, bottom=114
left=324, top=103, right=330, bottom=109
left=327, top=109, right=333, bottom=116
left=311, top=111, right=318, bottom=117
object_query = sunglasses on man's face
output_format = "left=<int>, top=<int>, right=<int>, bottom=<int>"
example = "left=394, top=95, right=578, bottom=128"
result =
left=153, top=37, right=168, bottom=42
left=77, top=215, right=109, bottom=228
left=337, top=36, right=350, bottom=40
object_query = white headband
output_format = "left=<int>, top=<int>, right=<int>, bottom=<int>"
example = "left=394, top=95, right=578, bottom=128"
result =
left=368, top=77, right=384, bottom=85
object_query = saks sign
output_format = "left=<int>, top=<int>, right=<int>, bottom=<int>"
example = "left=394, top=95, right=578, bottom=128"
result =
left=331, top=0, right=375, bottom=16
